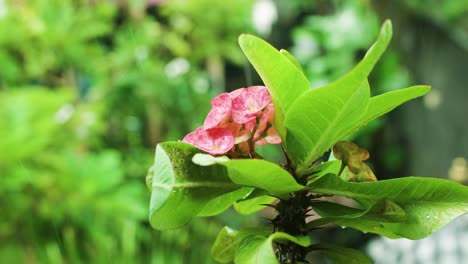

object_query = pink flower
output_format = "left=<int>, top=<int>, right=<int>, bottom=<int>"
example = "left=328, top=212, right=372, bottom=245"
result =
left=244, top=119, right=257, bottom=132
left=231, top=86, right=271, bottom=124
left=182, top=85, right=281, bottom=157
left=203, top=93, right=232, bottom=128
left=253, top=103, right=274, bottom=140
left=183, top=127, right=234, bottom=155
left=250, top=103, right=281, bottom=146
left=255, top=127, right=282, bottom=146
left=229, top=88, right=246, bottom=98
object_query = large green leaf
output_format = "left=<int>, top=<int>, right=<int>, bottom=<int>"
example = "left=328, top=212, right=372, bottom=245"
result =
left=285, top=21, right=392, bottom=174
left=238, top=34, right=311, bottom=138
left=149, top=142, right=239, bottom=230
left=235, top=232, right=311, bottom=264
left=308, top=200, right=407, bottom=229
left=347, top=85, right=431, bottom=135
left=211, top=226, right=271, bottom=264
left=193, top=153, right=304, bottom=197
left=310, top=243, right=372, bottom=264
left=307, top=174, right=468, bottom=239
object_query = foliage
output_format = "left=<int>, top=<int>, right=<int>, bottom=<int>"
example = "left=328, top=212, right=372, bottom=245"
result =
left=0, top=0, right=255, bottom=263
left=0, top=88, right=146, bottom=263
left=289, top=0, right=413, bottom=152
left=149, top=21, right=468, bottom=263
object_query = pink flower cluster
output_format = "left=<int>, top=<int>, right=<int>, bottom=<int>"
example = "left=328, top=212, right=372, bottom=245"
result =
left=183, top=86, right=281, bottom=156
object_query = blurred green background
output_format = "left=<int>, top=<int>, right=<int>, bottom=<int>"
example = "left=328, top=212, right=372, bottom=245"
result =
left=0, top=0, right=466, bottom=263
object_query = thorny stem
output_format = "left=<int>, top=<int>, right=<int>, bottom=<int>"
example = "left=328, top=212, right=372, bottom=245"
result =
left=271, top=154, right=329, bottom=263
left=272, top=190, right=311, bottom=263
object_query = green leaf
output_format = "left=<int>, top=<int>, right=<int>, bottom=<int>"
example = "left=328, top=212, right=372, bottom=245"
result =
left=211, top=226, right=271, bottom=264
left=304, top=160, right=341, bottom=178
left=347, top=85, right=431, bottom=135
left=285, top=20, right=393, bottom=174
left=285, top=79, right=369, bottom=174
left=307, top=174, right=468, bottom=239
left=280, top=49, right=304, bottom=73
left=192, top=153, right=230, bottom=166
left=195, top=155, right=304, bottom=198
left=238, top=34, right=311, bottom=138
left=234, top=194, right=277, bottom=215
left=224, top=160, right=304, bottom=197
left=149, top=142, right=239, bottom=230
left=308, top=200, right=407, bottom=228
left=310, top=243, right=372, bottom=264
left=235, top=232, right=311, bottom=264
left=198, top=187, right=254, bottom=217
left=145, top=165, right=153, bottom=191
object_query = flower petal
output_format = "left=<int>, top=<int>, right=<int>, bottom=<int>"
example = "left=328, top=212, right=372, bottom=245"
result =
left=203, top=93, right=232, bottom=128
left=255, top=127, right=282, bottom=146
left=254, top=103, right=274, bottom=139
left=182, top=127, right=205, bottom=145
left=231, top=86, right=271, bottom=124
left=183, top=127, right=234, bottom=155
left=264, top=127, right=282, bottom=144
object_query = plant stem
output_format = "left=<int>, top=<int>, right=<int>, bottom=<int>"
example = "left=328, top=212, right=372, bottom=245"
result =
left=272, top=190, right=311, bottom=263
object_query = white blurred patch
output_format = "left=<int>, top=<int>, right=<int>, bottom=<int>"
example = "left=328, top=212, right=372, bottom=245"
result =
left=252, top=0, right=277, bottom=35
left=294, top=34, right=319, bottom=59
left=134, top=46, right=148, bottom=63
left=55, top=104, right=74, bottom=124
left=448, top=157, right=467, bottom=183
left=424, top=89, right=442, bottom=110
left=0, top=0, right=7, bottom=19
left=193, top=76, right=209, bottom=94
left=165, top=57, right=190, bottom=78
left=76, top=112, right=96, bottom=139
left=330, top=9, right=359, bottom=48
left=81, top=111, right=96, bottom=126
left=336, top=9, right=359, bottom=34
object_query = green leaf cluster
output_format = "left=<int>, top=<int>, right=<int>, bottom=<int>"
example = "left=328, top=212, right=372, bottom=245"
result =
left=149, top=20, right=468, bottom=263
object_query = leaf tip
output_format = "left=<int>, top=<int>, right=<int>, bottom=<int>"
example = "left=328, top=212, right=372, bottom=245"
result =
left=382, top=19, right=393, bottom=36
left=419, top=85, right=431, bottom=94
left=238, top=33, right=255, bottom=47
left=238, top=33, right=247, bottom=42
